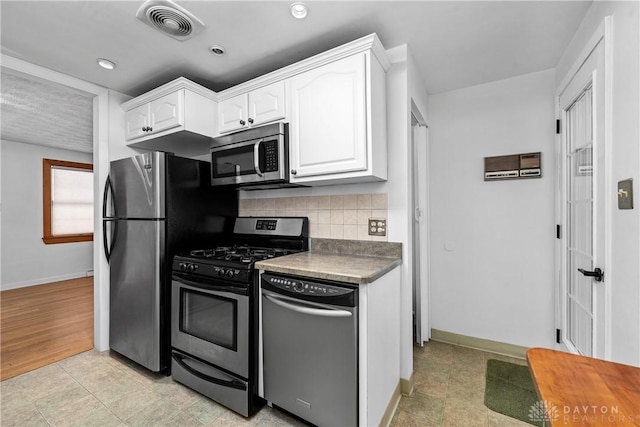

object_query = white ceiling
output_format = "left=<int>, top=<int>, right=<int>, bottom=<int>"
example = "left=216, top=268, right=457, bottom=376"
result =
left=1, top=69, right=94, bottom=152
left=0, top=0, right=592, bottom=152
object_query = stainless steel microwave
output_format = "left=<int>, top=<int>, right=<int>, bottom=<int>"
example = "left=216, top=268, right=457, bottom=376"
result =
left=210, top=123, right=289, bottom=188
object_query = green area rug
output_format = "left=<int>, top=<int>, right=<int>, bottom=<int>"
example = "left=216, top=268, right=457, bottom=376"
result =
left=484, top=359, right=542, bottom=426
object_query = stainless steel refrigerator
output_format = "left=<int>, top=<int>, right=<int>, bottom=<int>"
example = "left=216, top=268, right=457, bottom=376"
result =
left=103, top=152, right=237, bottom=373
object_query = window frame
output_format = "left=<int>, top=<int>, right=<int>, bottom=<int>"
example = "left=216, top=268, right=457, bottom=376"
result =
left=42, top=158, right=94, bottom=244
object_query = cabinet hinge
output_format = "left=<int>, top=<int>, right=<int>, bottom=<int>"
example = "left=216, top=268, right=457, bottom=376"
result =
left=556, top=224, right=561, bottom=239
left=556, top=119, right=561, bottom=135
left=556, top=329, right=562, bottom=344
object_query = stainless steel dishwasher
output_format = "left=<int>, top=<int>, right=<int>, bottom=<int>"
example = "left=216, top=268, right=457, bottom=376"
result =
left=261, top=272, right=358, bottom=426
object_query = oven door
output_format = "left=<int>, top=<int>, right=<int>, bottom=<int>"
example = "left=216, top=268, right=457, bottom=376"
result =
left=171, top=274, right=249, bottom=378
left=210, top=135, right=286, bottom=186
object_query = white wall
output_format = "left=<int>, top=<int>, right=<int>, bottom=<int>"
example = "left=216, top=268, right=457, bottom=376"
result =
left=428, top=69, right=557, bottom=349
left=1, top=140, right=93, bottom=290
left=108, top=91, right=136, bottom=161
left=556, top=1, right=640, bottom=366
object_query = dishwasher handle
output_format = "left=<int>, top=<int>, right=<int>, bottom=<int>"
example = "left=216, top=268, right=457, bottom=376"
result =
left=263, top=293, right=352, bottom=318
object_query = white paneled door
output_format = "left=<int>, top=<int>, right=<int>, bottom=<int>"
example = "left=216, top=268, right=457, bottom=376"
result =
left=558, top=35, right=607, bottom=358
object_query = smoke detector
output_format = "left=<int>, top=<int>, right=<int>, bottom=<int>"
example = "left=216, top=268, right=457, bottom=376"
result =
left=136, top=0, right=205, bottom=41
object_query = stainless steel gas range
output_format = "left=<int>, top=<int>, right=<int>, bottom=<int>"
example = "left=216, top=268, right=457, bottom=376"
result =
left=170, top=217, right=308, bottom=417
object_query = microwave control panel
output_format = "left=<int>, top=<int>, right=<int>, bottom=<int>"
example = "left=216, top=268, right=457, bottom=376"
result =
left=263, top=140, right=278, bottom=172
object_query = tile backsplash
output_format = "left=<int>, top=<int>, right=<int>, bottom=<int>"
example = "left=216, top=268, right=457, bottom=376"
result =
left=239, top=193, right=388, bottom=241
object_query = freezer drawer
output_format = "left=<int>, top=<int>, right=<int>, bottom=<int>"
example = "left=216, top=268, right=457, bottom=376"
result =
left=109, top=219, right=164, bottom=371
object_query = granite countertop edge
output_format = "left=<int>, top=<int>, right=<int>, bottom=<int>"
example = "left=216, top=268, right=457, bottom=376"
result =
left=255, top=239, right=403, bottom=285
left=255, top=255, right=401, bottom=284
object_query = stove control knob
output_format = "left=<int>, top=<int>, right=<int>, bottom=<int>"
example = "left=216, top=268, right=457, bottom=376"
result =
left=179, top=263, right=187, bottom=271
left=293, top=281, right=304, bottom=292
left=187, top=264, right=196, bottom=272
left=226, top=270, right=235, bottom=278
left=218, top=269, right=226, bottom=277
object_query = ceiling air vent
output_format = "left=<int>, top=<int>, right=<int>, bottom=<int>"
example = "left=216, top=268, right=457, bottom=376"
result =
left=136, top=0, right=205, bottom=41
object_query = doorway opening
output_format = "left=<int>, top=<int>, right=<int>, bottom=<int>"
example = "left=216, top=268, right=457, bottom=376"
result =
left=410, top=103, right=430, bottom=345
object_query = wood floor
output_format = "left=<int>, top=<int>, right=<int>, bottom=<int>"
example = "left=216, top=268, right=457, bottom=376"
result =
left=0, top=277, right=94, bottom=380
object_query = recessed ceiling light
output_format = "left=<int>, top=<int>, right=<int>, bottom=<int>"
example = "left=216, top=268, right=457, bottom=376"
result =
left=290, top=2, right=308, bottom=19
left=209, top=45, right=226, bottom=56
left=97, top=58, right=116, bottom=70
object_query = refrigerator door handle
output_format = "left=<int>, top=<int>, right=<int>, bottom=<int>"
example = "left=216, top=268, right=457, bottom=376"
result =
left=103, top=174, right=114, bottom=263
left=102, top=174, right=114, bottom=218
left=103, top=219, right=117, bottom=263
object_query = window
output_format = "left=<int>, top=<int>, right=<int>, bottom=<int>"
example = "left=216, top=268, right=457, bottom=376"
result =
left=42, top=159, right=93, bottom=244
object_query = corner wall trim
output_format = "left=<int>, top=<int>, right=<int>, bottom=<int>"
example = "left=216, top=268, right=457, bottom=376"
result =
left=430, top=329, right=528, bottom=359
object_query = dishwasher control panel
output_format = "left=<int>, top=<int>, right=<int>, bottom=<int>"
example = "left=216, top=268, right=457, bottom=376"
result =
left=267, top=276, right=352, bottom=296
left=261, top=273, right=357, bottom=307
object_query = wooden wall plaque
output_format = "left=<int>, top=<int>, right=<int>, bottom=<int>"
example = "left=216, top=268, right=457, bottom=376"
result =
left=484, top=152, right=541, bottom=181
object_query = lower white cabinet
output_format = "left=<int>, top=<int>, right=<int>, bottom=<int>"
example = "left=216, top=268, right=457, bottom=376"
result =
left=358, top=266, right=401, bottom=426
left=288, top=50, right=388, bottom=185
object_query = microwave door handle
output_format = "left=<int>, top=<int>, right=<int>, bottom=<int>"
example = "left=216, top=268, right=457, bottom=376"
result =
left=253, top=139, right=264, bottom=177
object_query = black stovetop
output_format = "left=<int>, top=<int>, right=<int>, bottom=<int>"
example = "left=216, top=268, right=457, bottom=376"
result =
left=172, top=217, right=308, bottom=284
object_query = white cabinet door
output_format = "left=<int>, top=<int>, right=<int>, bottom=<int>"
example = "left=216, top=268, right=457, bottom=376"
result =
left=218, top=81, right=286, bottom=134
left=248, top=81, right=286, bottom=127
left=289, top=53, right=367, bottom=179
left=125, top=103, right=150, bottom=140
left=149, top=90, right=184, bottom=134
left=218, top=94, right=248, bottom=133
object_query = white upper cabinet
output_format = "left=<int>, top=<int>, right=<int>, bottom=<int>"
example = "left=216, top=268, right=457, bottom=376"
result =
left=288, top=39, right=389, bottom=185
left=125, top=103, right=151, bottom=141
left=289, top=53, right=368, bottom=179
left=125, top=90, right=184, bottom=140
left=121, top=78, right=217, bottom=157
left=120, top=34, right=389, bottom=166
left=149, top=91, right=184, bottom=134
left=218, top=81, right=286, bottom=134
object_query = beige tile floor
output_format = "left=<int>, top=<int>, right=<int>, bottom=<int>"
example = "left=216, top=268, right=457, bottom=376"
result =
left=390, top=341, right=532, bottom=427
left=0, top=342, right=531, bottom=427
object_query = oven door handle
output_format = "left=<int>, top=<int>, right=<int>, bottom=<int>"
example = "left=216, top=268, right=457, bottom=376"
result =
left=172, top=273, right=249, bottom=296
left=263, top=293, right=352, bottom=318
left=171, top=353, right=246, bottom=391
left=253, top=138, right=264, bottom=177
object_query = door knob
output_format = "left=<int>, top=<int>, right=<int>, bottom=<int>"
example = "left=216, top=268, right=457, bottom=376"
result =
left=578, top=267, right=604, bottom=282
left=239, top=120, right=246, bottom=126
left=291, top=169, right=297, bottom=175
left=248, top=118, right=254, bottom=124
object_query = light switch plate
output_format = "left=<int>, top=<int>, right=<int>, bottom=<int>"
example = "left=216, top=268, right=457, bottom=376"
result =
left=618, top=178, right=634, bottom=210
left=368, top=218, right=386, bottom=236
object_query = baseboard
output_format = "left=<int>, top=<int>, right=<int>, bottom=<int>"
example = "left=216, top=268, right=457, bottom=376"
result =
left=1, top=272, right=91, bottom=291
left=400, top=372, right=414, bottom=396
left=380, top=380, right=402, bottom=427
left=430, top=329, right=527, bottom=359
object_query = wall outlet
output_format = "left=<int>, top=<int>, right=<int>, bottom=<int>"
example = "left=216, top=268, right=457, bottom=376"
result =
left=368, top=218, right=386, bottom=236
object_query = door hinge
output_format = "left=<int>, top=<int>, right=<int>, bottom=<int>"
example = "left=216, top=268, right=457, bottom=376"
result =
left=556, top=328, right=561, bottom=344
left=556, top=119, right=561, bottom=134
left=556, top=224, right=561, bottom=239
